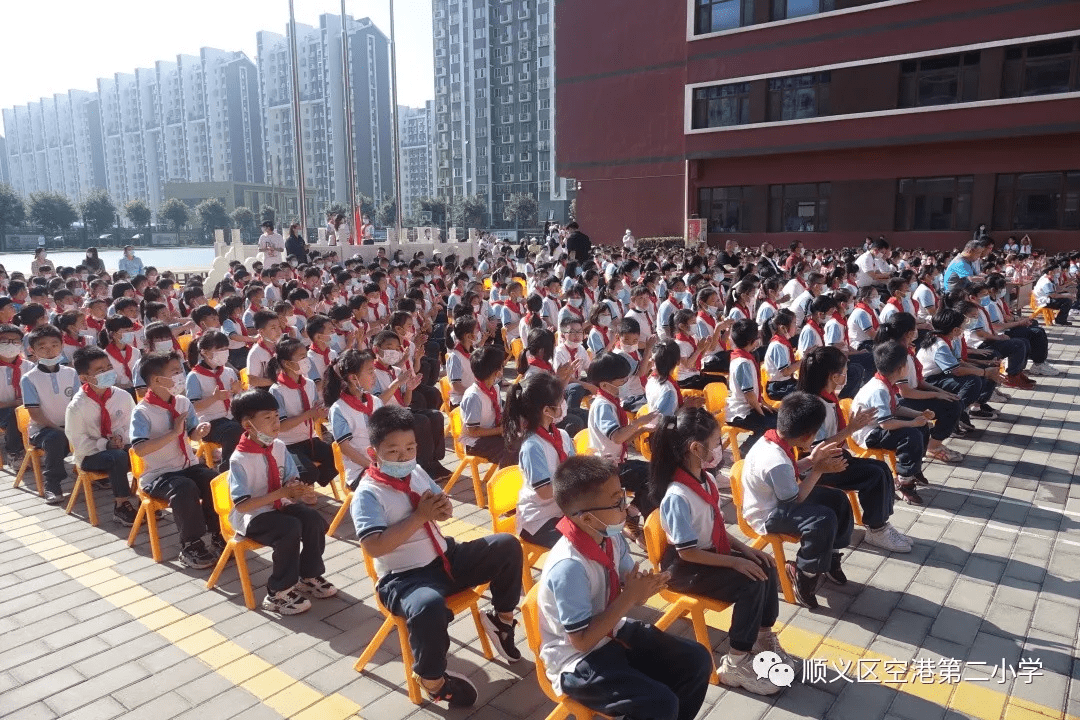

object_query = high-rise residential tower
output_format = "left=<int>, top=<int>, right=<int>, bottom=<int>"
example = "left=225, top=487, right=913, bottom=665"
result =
left=398, top=102, right=435, bottom=221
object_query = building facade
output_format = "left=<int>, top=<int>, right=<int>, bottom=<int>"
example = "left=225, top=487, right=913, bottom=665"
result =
left=556, top=0, right=1080, bottom=251
left=431, top=0, right=570, bottom=228
left=256, top=13, right=394, bottom=217
left=398, top=102, right=435, bottom=220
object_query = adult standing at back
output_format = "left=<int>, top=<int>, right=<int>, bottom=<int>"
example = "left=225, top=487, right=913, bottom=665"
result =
left=118, top=246, right=144, bottom=277
left=258, top=221, right=285, bottom=263
left=284, top=222, right=309, bottom=265
left=565, top=221, right=591, bottom=262
left=30, top=248, right=49, bottom=276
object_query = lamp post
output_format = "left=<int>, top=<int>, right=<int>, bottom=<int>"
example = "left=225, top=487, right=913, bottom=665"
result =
left=288, top=0, right=309, bottom=240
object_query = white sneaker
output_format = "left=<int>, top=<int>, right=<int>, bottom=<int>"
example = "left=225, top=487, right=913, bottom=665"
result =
left=990, top=389, right=1010, bottom=403
left=863, top=524, right=912, bottom=553
left=262, top=587, right=312, bottom=615
left=1035, top=362, right=1062, bottom=376
left=752, top=629, right=797, bottom=668
left=717, top=653, right=781, bottom=696
left=1044, top=363, right=1064, bottom=375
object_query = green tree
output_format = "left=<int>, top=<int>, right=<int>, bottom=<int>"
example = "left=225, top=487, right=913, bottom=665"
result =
left=29, top=191, right=78, bottom=234
left=80, top=189, right=116, bottom=236
left=260, top=204, right=276, bottom=226
left=453, top=194, right=487, bottom=229
left=124, top=198, right=151, bottom=228
left=504, top=193, right=538, bottom=229
left=375, top=196, right=397, bottom=227
left=230, top=205, right=256, bottom=240
left=195, top=198, right=231, bottom=240
left=160, top=198, right=190, bottom=231
left=417, top=196, right=450, bottom=227
left=357, top=193, right=375, bottom=219
left=0, top=184, right=27, bottom=234
left=324, top=202, right=348, bottom=220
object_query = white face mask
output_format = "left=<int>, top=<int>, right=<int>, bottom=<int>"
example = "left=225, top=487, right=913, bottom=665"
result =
left=207, top=349, right=230, bottom=368
left=597, top=314, right=611, bottom=327
left=169, top=373, right=186, bottom=396
left=294, top=357, right=312, bottom=376
left=0, top=341, right=21, bottom=359
left=551, top=400, right=567, bottom=423
left=564, top=340, right=581, bottom=350
left=153, top=340, right=173, bottom=353
left=472, top=332, right=483, bottom=345
left=702, top=444, right=724, bottom=470
left=380, top=349, right=404, bottom=366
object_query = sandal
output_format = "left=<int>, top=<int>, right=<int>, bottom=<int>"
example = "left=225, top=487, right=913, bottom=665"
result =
left=927, top=447, right=962, bottom=463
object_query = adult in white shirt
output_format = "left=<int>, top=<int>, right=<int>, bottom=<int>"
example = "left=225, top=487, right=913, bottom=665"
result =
left=622, top=229, right=635, bottom=251
left=258, top=222, right=285, bottom=263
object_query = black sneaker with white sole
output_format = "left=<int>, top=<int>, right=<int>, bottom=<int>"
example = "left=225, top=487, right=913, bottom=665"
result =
left=209, top=533, right=227, bottom=556
left=786, top=561, right=820, bottom=609
left=480, top=611, right=522, bottom=662
left=44, top=489, right=63, bottom=505
left=113, top=500, right=138, bottom=526
left=824, top=552, right=847, bottom=585
left=178, top=539, right=217, bottom=570
left=262, top=587, right=312, bottom=615
left=422, top=672, right=477, bottom=707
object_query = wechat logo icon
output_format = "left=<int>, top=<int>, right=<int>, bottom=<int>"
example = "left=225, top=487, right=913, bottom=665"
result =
left=753, top=651, right=795, bottom=688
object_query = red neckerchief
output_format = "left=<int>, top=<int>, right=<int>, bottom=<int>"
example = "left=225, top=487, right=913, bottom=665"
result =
left=528, top=356, right=554, bottom=373
left=233, top=316, right=249, bottom=337
left=374, top=360, right=404, bottom=404
left=593, top=325, right=610, bottom=347
left=761, top=299, right=778, bottom=313
left=311, top=345, right=332, bottom=370
left=63, top=334, right=85, bottom=349
left=597, top=387, right=628, bottom=427
left=887, top=297, right=904, bottom=313
left=829, top=312, right=850, bottom=344
left=675, top=331, right=702, bottom=370
left=476, top=379, right=502, bottom=425
left=144, top=391, right=192, bottom=462
left=732, top=302, right=749, bottom=319
left=668, top=295, right=683, bottom=310
left=379, top=291, right=390, bottom=308
left=193, top=363, right=231, bottom=412
left=672, top=468, right=731, bottom=555
left=248, top=302, right=263, bottom=314
left=874, top=372, right=899, bottom=412
left=106, top=343, right=134, bottom=382
left=0, top=357, right=23, bottom=401
left=237, top=435, right=282, bottom=509
left=631, top=307, right=653, bottom=334
left=908, top=347, right=924, bottom=386
left=652, top=372, right=683, bottom=406
left=805, top=319, right=825, bottom=346
left=564, top=344, right=579, bottom=363
left=367, top=465, right=453, bottom=578
left=86, top=316, right=105, bottom=332
left=730, top=348, right=760, bottom=396
left=524, top=312, right=540, bottom=327
left=763, top=429, right=800, bottom=481
left=772, top=333, right=795, bottom=364
left=535, top=425, right=566, bottom=462
left=340, top=390, right=374, bottom=415
left=697, top=310, right=716, bottom=330
left=556, top=516, right=618, bottom=606
left=584, top=287, right=596, bottom=304
left=276, top=372, right=314, bottom=436
left=998, top=297, right=1013, bottom=321
left=820, top=391, right=845, bottom=431
left=564, top=303, right=584, bottom=320
left=855, top=302, right=880, bottom=330
left=257, top=338, right=275, bottom=356
left=503, top=299, right=522, bottom=315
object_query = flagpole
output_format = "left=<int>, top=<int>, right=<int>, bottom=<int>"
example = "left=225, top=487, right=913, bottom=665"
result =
left=389, top=0, right=404, bottom=249
left=340, top=2, right=358, bottom=240
left=288, top=0, right=309, bottom=240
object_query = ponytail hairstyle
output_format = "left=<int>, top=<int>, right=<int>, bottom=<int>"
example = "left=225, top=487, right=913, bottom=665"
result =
left=102, top=315, right=134, bottom=348
left=651, top=339, right=680, bottom=382
left=323, top=349, right=374, bottom=407
left=727, top=279, right=755, bottom=313
left=217, top=295, right=244, bottom=325
left=523, top=293, right=545, bottom=329
left=668, top=308, right=696, bottom=338
left=517, top=327, right=555, bottom=376
left=647, top=407, right=719, bottom=505
left=762, top=307, right=796, bottom=344
left=922, top=308, right=965, bottom=349
left=13, top=302, right=46, bottom=330
left=796, top=345, right=848, bottom=396
left=56, top=310, right=84, bottom=337
left=265, top=336, right=304, bottom=380
left=194, top=329, right=229, bottom=369
left=503, top=372, right=565, bottom=443
left=874, top=311, right=916, bottom=346
left=447, top=315, right=478, bottom=350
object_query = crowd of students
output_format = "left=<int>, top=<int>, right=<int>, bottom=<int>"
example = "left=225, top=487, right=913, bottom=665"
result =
left=1, top=230, right=1074, bottom=716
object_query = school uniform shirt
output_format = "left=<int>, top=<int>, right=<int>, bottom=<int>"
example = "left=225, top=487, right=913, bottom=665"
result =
left=624, top=307, right=655, bottom=344
left=130, top=394, right=199, bottom=486
left=19, top=364, right=79, bottom=438
left=269, top=376, right=319, bottom=445
left=645, top=376, right=679, bottom=416
left=185, top=365, right=239, bottom=423
left=329, top=393, right=383, bottom=483
left=755, top=301, right=778, bottom=328
left=613, top=346, right=646, bottom=400
left=494, top=301, right=524, bottom=341
left=227, top=438, right=301, bottom=535
left=656, top=297, right=684, bottom=334
left=797, top=321, right=824, bottom=357
left=692, top=310, right=720, bottom=342
left=674, top=334, right=701, bottom=383
left=850, top=376, right=896, bottom=448
left=813, top=396, right=840, bottom=444
left=763, top=338, right=795, bottom=378
left=516, top=429, right=575, bottom=536
left=307, top=345, right=338, bottom=383
left=781, top=277, right=807, bottom=306
left=221, top=318, right=248, bottom=350
left=445, top=346, right=475, bottom=405
left=659, top=471, right=725, bottom=551
left=726, top=354, right=758, bottom=420
left=916, top=337, right=960, bottom=377
left=553, top=343, right=591, bottom=376
left=847, top=306, right=878, bottom=347
left=0, top=358, right=34, bottom=406
left=540, top=295, right=560, bottom=328
left=537, top=532, right=635, bottom=696
left=105, top=344, right=143, bottom=389
left=65, top=386, right=135, bottom=465
left=587, top=326, right=613, bottom=355
left=740, top=434, right=801, bottom=535
left=911, top=284, right=938, bottom=322
left=351, top=465, right=446, bottom=578
left=246, top=341, right=274, bottom=381
left=557, top=304, right=587, bottom=329
left=1033, top=276, right=1057, bottom=307
left=587, top=394, right=626, bottom=461
left=824, top=316, right=848, bottom=348
left=242, top=305, right=263, bottom=328
left=854, top=250, right=882, bottom=287
left=963, top=309, right=990, bottom=348
left=791, top=290, right=814, bottom=327
left=460, top=383, right=502, bottom=449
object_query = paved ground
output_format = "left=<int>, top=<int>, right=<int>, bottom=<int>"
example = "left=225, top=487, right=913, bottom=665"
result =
left=2, top=328, right=1079, bottom=720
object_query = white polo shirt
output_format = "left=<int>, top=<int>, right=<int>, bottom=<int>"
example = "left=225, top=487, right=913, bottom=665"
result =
left=516, top=430, right=575, bottom=536
left=740, top=436, right=800, bottom=535
left=185, top=365, right=239, bottom=423
left=130, top=394, right=199, bottom=486
left=850, top=376, right=895, bottom=448
left=587, top=394, right=625, bottom=461
left=270, top=377, right=319, bottom=445
left=228, top=439, right=301, bottom=535
left=460, top=383, right=501, bottom=448
left=65, top=386, right=135, bottom=464
left=21, top=365, right=80, bottom=436
left=0, top=359, right=34, bottom=406
left=445, top=347, right=475, bottom=405
left=329, top=393, right=383, bottom=486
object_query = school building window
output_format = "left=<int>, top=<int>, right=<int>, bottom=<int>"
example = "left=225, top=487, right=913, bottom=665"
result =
left=698, top=185, right=753, bottom=232
left=691, top=82, right=752, bottom=129
left=894, top=176, right=973, bottom=231
left=993, top=171, right=1080, bottom=230
left=767, top=72, right=831, bottom=121
left=1002, top=39, right=1080, bottom=98
left=898, top=52, right=980, bottom=108
left=770, top=0, right=833, bottom=20
left=768, top=183, right=830, bottom=232
left=694, top=0, right=755, bottom=34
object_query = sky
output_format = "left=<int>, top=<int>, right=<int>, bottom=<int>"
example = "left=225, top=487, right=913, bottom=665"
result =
left=0, top=0, right=435, bottom=118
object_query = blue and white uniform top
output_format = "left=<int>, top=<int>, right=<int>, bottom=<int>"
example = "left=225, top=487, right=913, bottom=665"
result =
left=227, top=439, right=301, bottom=535
left=21, top=364, right=80, bottom=437
left=445, top=345, right=474, bottom=405
left=329, top=393, right=383, bottom=486
left=351, top=466, right=446, bottom=578
left=270, top=375, right=319, bottom=445
left=739, top=436, right=800, bottom=535
left=130, top=394, right=199, bottom=487
left=460, top=382, right=501, bottom=448
left=726, top=353, right=758, bottom=421
left=916, top=337, right=960, bottom=377
left=587, top=393, right=626, bottom=462
left=185, top=365, right=239, bottom=423
left=516, top=429, right=575, bottom=536
left=645, top=375, right=679, bottom=416
left=850, top=375, right=896, bottom=448
left=659, top=471, right=724, bottom=551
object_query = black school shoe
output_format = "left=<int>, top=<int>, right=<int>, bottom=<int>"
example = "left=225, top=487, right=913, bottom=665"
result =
left=786, top=561, right=820, bottom=610
left=113, top=500, right=138, bottom=526
left=824, top=552, right=847, bottom=585
left=422, top=672, right=477, bottom=707
left=480, top=611, right=522, bottom=663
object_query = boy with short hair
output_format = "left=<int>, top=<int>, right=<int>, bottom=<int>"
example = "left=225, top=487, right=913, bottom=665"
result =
left=460, top=345, right=510, bottom=465
left=352, top=405, right=523, bottom=707
left=537, top=455, right=712, bottom=720
left=725, top=319, right=776, bottom=451
left=246, top=310, right=283, bottom=388
left=21, top=325, right=81, bottom=504
left=740, top=392, right=850, bottom=609
left=131, top=352, right=221, bottom=569
left=612, top=318, right=653, bottom=411
left=229, top=390, right=336, bottom=615
left=66, top=346, right=137, bottom=524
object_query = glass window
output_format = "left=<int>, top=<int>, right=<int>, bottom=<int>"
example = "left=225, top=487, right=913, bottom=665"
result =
left=767, top=72, right=830, bottom=121
left=691, top=83, right=752, bottom=129
left=899, top=52, right=980, bottom=108
left=695, top=0, right=755, bottom=34
left=768, top=183, right=829, bottom=232
left=698, top=186, right=753, bottom=232
left=894, top=176, right=973, bottom=231
left=772, top=0, right=833, bottom=20
left=1002, top=39, right=1079, bottom=97
left=993, top=171, right=1080, bottom=230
